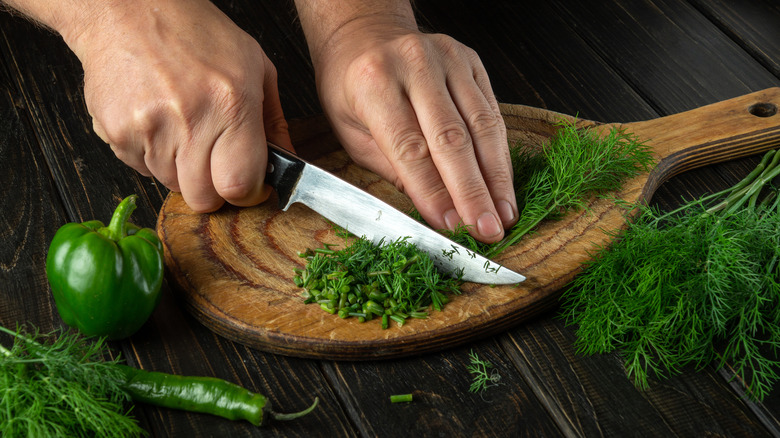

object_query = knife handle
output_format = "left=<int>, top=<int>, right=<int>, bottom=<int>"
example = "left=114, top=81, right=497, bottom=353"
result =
left=265, top=143, right=305, bottom=210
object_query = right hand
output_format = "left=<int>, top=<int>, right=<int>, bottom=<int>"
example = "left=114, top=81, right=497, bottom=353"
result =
left=62, top=0, right=292, bottom=212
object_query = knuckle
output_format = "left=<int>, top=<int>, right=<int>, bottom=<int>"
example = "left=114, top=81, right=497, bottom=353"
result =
left=462, top=45, right=480, bottom=63
left=467, top=109, right=502, bottom=136
left=433, top=33, right=471, bottom=60
left=487, top=168, right=513, bottom=190
left=397, top=34, right=430, bottom=67
left=417, top=181, right=450, bottom=204
left=431, top=123, right=471, bottom=152
left=214, top=175, right=257, bottom=203
left=210, top=74, right=250, bottom=124
left=264, top=116, right=289, bottom=137
left=453, top=179, right=490, bottom=205
left=131, top=105, right=161, bottom=145
left=349, top=53, right=392, bottom=85
left=461, top=183, right=488, bottom=201
left=390, top=131, right=430, bottom=163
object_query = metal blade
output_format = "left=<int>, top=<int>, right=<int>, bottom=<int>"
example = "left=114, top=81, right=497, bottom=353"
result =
left=282, top=163, right=525, bottom=285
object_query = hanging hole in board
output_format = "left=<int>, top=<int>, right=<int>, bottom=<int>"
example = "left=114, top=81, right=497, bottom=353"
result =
left=748, top=102, right=777, bottom=118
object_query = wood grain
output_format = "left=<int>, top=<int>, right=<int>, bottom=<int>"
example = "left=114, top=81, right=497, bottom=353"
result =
left=157, top=88, right=780, bottom=360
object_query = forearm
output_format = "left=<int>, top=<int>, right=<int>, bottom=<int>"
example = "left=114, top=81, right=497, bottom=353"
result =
left=293, top=0, right=417, bottom=63
left=1, top=0, right=212, bottom=61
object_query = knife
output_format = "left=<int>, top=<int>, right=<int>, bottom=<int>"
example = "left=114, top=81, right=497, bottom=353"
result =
left=264, top=143, right=525, bottom=285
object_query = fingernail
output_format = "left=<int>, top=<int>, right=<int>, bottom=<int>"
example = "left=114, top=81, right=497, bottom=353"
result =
left=443, top=208, right=461, bottom=230
left=497, top=200, right=516, bottom=225
left=477, top=212, right=502, bottom=238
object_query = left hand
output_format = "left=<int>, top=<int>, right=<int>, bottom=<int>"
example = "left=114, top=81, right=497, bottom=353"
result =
left=307, top=18, right=517, bottom=243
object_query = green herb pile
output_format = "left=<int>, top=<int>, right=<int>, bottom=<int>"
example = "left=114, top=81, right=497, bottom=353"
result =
left=294, top=237, right=462, bottom=329
left=0, top=325, right=143, bottom=437
left=561, top=149, right=780, bottom=401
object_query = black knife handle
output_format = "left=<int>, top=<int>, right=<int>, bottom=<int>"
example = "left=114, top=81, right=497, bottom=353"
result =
left=266, top=143, right=306, bottom=209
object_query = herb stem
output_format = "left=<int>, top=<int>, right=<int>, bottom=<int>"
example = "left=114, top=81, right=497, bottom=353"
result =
left=487, top=204, right=558, bottom=257
left=390, top=394, right=413, bottom=403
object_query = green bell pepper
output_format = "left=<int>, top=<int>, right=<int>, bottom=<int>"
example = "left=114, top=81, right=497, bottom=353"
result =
left=46, top=195, right=164, bottom=340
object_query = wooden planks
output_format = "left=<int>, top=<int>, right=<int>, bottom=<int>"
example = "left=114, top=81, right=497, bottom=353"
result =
left=689, top=0, right=780, bottom=78
left=0, top=24, right=66, bottom=332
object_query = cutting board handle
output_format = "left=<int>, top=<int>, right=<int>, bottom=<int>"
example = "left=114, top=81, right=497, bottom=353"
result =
left=624, top=87, right=780, bottom=190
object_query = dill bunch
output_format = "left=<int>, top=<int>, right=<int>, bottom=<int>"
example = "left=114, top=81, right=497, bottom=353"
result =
left=561, top=149, right=780, bottom=401
left=0, top=325, right=144, bottom=437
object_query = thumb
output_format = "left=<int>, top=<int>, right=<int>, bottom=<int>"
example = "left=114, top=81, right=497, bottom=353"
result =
left=262, top=63, right=294, bottom=152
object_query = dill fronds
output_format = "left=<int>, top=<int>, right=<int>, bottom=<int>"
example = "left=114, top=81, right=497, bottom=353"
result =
left=438, top=118, right=655, bottom=256
left=466, top=350, right=501, bottom=393
left=0, top=326, right=143, bottom=437
left=561, top=149, right=780, bottom=401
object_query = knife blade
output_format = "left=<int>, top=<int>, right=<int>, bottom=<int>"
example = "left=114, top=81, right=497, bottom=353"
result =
left=265, top=143, right=525, bottom=285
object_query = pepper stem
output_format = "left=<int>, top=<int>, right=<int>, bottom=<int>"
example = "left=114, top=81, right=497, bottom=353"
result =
left=102, top=195, right=138, bottom=241
left=270, top=397, right=319, bottom=422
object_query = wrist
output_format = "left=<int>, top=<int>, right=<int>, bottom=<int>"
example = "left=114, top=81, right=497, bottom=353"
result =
left=3, top=0, right=120, bottom=55
left=295, top=0, right=418, bottom=64
left=56, top=1, right=140, bottom=61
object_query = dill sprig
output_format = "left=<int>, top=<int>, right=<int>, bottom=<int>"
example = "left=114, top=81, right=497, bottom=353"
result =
left=561, top=149, right=780, bottom=401
left=0, top=325, right=144, bottom=437
left=466, top=350, right=501, bottom=393
left=491, top=120, right=654, bottom=256
left=294, top=236, right=462, bottom=328
left=431, top=119, right=654, bottom=257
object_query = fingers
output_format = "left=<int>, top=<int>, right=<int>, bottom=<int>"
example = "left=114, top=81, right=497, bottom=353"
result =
left=78, top=3, right=291, bottom=214
left=360, top=87, right=455, bottom=232
left=210, top=63, right=289, bottom=209
left=448, top=57, right=517, bottom=229
left=355, top=35, right=515, bottom=243
left=96, top=80, right=290, bottom=214
left=409, top=79, right=505, bottom=242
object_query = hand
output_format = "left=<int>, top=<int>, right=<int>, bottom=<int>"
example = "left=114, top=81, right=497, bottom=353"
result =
left=308, top=19, right=517, bottom=243
left=63, top=0, right=292, bottom=212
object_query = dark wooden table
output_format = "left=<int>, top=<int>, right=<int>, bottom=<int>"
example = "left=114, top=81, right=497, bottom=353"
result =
left=2, top=1, right=780, bottom=436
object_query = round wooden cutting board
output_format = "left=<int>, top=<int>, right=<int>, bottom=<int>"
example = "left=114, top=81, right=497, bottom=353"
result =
left=157, top=88, right=780, bottom=360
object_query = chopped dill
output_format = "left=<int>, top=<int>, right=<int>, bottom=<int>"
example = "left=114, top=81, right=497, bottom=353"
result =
left=294, top=236, right=462, bottom=327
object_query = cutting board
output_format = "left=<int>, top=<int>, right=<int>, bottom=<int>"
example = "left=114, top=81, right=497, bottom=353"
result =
left=157, top=88, right=780, bottom=360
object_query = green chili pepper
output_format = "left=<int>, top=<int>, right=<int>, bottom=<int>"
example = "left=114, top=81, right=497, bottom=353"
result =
left=117, top=365, right=319, bottom=426
left=45, top=195, right=164, bottom=340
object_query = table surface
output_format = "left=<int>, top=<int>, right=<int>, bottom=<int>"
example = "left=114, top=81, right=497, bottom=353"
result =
left=2, top=1, right=780, bottom=436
